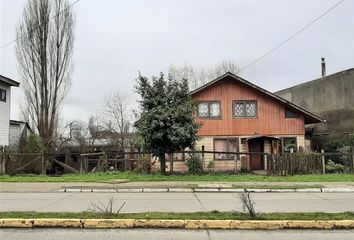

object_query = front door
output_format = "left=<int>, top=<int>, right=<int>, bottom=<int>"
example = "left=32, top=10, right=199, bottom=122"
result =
left=248, top=139, right=263, bottom=170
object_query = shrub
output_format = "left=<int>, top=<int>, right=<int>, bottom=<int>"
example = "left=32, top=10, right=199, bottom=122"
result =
left=88, top=197, right=126, bottom=217
left=207, top=160, right=215, bottom=172
left=238, top=191, right=256, bottom=219
left=323, top=136, right=354, bottom=165
left=184, top=152, right=203, bottom=174
left=136, top=154, right=154, bottom=174
left=325, top=160, right=347, bottom=173
left=9, top=133, right=45, bottom=174
left=24, top=133, right=44, bottom=153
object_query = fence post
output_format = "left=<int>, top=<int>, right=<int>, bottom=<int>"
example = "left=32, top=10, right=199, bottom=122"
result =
left=289, top=148, right=294, bottom=176
left=351, top=147, right=354, bottom=174
left=234, top=154, right=238, bottom=173
left=41, top=151, right=46, bottom=175
left=170, top=154, right=173, bottom=174
left=97, top=156, right=101, bottom=172
left=79, top=156, right=83, bottom=173
left=64, top=151, right=70, bottom=174
left=321, top=149, right=325, bottom=174
left=201, top=145, right=205, bottom=170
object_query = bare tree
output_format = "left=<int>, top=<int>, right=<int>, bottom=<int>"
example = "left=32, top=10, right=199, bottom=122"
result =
left=211, top=60, right=240, bottom=79
left=88, top=115, right=103, bottom=141
left=238, top=191, right=257, bottom=219
left=169, top=60, right=240, bottom=90
left=16, top=0, right=75, bottom=146
left=103, top=91, right=131, bottom=152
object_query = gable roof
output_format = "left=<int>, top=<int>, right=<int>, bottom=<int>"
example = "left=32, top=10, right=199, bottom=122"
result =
left=190, top=72, right=325, bottom=124
left=0, top=75, right=20, bottom=87
left=10, top=120, right=33, bottom=133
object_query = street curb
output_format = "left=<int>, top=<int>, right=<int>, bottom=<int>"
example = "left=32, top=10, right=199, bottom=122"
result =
left=0, top=218, right=353, bottom=229
left=57, top=188, right=354, bottom=193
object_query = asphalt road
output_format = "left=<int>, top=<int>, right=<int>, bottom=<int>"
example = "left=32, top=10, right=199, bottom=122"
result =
left=1, top=229, right=353, bottom=240
left=0, top=192, right=353, bottom=212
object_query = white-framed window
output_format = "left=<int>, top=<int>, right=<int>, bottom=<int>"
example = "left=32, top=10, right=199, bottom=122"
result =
left=197, top=101, right=221, bottom=118
left=233, top=100, right=257, bottom=118
left=0, top=88, right=6, bottom=102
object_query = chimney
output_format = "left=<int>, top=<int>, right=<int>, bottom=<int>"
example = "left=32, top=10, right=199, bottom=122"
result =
left=321, top=57, right=326, bottom=77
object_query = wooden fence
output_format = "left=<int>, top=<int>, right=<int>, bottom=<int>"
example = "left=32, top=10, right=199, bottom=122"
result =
left=0, top=147, right=353, bottom=175
left=267, top=153, right=323, bottom=175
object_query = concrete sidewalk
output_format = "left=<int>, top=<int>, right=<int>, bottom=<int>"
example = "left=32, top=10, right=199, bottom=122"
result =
left=1, top=181, right=354, bottom=193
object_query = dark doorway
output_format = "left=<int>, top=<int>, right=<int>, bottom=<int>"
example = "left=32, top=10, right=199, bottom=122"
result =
left=248, top=138, right=264, bottom=170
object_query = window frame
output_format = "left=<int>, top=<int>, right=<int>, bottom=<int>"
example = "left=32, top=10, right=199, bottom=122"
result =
left=232, top=100, right=258, bottom=118
left=213, top=138, right=239, bottom=160
left=197, top=101, right=222, bottom=119
left=281, top=137, right=298, bottom=153
left=285, top=107, right=299, bottom=118
left=0, top=88, right=6, bottom=102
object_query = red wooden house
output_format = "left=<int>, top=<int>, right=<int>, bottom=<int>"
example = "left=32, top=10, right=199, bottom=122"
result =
left=191, top=72, right=324, bottom=171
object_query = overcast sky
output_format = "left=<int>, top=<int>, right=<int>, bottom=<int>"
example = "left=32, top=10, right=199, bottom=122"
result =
left=1, top=0, right=353, bottom=122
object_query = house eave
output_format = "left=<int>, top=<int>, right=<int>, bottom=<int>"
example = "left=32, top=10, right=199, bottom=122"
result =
left=0, top=75, right=20, bottom=87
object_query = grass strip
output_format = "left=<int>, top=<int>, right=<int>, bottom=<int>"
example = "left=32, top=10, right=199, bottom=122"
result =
left=231, top=184, right=323, bottom=189
left=1, top=211, right=353, bottom=221
left=0, top=172, right=353, bottom=182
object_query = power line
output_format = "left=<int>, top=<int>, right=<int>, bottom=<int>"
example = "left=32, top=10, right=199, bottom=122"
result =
left=0, top=0, right=81, bottom=50
left=239, top=0, right=346, bottom=73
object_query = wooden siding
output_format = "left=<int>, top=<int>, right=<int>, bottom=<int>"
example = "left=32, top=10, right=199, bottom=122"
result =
left=193, top=77, right=305, bottom=136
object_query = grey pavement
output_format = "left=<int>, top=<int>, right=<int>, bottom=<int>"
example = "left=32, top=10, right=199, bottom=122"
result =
left=0, top=192, right=353, bottom=213
left=1, top=181, right=354, bottom=192
left=1, top=229, right=354, bottom=240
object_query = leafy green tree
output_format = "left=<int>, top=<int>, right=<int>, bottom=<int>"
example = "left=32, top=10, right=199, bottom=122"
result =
left=24, top=133, right=45, bottom=153
left=135, top=73, right=200, bottom=174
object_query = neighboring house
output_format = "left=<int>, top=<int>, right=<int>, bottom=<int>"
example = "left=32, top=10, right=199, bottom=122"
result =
left=275, top=65, right=354, bottom=149
left=0, top=75, right=20, bottom=147
left=9, top=120, right=32, bottom=147
left=189, top=72, right=323, bottom=171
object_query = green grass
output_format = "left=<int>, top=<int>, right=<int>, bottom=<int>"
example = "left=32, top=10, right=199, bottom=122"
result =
left=0, top=211, right=353, bottom=220
left=231, top=184, right=324, bottom=189
left=0, top=172, right=353, bottom=182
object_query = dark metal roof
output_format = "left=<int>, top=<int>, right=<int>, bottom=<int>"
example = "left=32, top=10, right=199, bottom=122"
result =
left=246, top=135, right=280, bottom=140
left=10, top=120, right=32, bottom=133
left=0, top=75, right=20, bottom=87
left=190, top=72, right=325, bottom=124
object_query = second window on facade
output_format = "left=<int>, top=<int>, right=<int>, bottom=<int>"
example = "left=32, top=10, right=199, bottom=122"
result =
left=233, top=100, right=257, bottom=118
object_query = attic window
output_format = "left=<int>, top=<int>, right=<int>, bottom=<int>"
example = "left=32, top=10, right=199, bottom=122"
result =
left=0, top=88, right=6, bottom=102
left=198, top=101, right=221, bottom=118
left=285, top=107, right=299, bottom=118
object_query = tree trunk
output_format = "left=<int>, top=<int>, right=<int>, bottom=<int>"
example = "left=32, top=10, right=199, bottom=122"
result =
left=160, top=153, right=166, bottom=174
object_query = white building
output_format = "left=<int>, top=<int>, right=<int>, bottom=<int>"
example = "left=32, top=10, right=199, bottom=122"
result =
left=0, top=75, right=20, bottom=146
left=9, top=120, right=32, bottom=147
